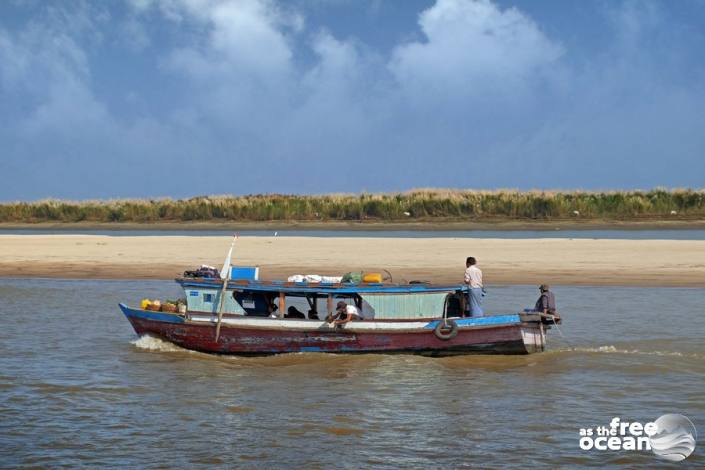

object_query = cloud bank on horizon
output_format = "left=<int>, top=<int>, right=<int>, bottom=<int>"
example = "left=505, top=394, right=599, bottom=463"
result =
left=1, top=0, right=704, bottom=200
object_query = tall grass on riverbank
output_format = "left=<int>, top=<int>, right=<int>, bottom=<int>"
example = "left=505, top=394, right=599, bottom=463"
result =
left=1, top=189, right=704, bottom=223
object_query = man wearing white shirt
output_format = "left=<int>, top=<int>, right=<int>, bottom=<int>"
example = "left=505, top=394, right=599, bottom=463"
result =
left=464, top=256, right=484, bottom=317
left=333, top=301, right=362, bottom=325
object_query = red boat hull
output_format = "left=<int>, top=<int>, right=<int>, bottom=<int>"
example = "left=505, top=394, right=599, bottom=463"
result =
left=121, top=305, right=544, bottom=356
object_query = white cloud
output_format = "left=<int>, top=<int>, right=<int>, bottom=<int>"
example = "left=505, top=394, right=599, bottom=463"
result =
left=390, top=0, right=562, bottom=99
left=207, top=1, right=295, bottom=72
left=133, top=0, right=300, bottom=81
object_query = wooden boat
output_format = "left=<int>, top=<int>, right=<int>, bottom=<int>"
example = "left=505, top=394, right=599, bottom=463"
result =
left=119, top=275, right=560, bottom=356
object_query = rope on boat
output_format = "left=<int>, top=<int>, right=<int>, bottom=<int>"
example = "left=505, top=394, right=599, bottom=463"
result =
left=546, top=313, right=574, bottom=350
left=381, top=269, right=393, bottom=283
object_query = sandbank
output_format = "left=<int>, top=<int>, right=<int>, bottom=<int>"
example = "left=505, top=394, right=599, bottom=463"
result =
left=1, top=235, right=704, bottom=287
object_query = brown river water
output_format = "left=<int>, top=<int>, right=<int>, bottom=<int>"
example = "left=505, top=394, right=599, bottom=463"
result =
left=1, top=279, right=703, bottom=468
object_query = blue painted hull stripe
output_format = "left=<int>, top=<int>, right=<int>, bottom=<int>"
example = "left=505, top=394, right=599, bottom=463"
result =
left=424, top=314, right=521, bottom=329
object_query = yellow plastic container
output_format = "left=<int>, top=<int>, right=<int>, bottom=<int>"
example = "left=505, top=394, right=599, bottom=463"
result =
left=140, top=299, right=151, bottom=310
left=362, top=273, right=383, bottom=283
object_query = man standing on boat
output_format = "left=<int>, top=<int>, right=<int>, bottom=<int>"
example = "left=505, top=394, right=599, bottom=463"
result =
left=464, top=257, right=484, bottom=317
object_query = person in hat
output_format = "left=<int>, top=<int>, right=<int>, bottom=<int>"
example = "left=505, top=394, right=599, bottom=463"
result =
left=534, top=284, right=557, bottom=314
left=332, top=301, right=361, bottom=325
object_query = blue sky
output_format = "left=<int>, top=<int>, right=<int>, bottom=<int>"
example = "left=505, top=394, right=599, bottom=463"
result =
left=1, top=0, right=705, bottom=200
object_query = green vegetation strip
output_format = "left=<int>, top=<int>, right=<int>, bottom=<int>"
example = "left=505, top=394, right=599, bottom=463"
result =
left=1, top=190, right=704, bottom=223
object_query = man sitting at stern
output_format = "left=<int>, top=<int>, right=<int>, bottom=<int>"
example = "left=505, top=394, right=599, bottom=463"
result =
left=534, top=284, right=557, bottom=315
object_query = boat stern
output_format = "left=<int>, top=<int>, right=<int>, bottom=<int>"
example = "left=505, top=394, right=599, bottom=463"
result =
left=518, top=312, right=552, bottom=353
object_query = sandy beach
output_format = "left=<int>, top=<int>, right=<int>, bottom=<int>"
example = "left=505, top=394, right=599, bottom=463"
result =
left=1, top=234, right=704, bottom=286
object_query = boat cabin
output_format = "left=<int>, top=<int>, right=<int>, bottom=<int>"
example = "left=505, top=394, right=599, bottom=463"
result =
left=176, top=278, right=468, bottom=321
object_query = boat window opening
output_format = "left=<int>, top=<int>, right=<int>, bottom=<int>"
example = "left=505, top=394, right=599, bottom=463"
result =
left=231, top=292, right=274, bottom=317
left=229, top=292, right=318, bottom=319
left=203, top=293, right=214, bottom=303
left=266, top=295, right=372, bottom=321
left=282, top=296, right=318, bottom=320
left=444, top=292, right=464, bottom=318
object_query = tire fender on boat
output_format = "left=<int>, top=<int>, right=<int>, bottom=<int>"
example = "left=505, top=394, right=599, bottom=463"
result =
left=433, top=319, right=458, bottom=340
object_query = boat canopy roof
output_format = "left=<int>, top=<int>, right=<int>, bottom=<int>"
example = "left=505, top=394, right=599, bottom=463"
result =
left=176, top=278, right=467, bottom=296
